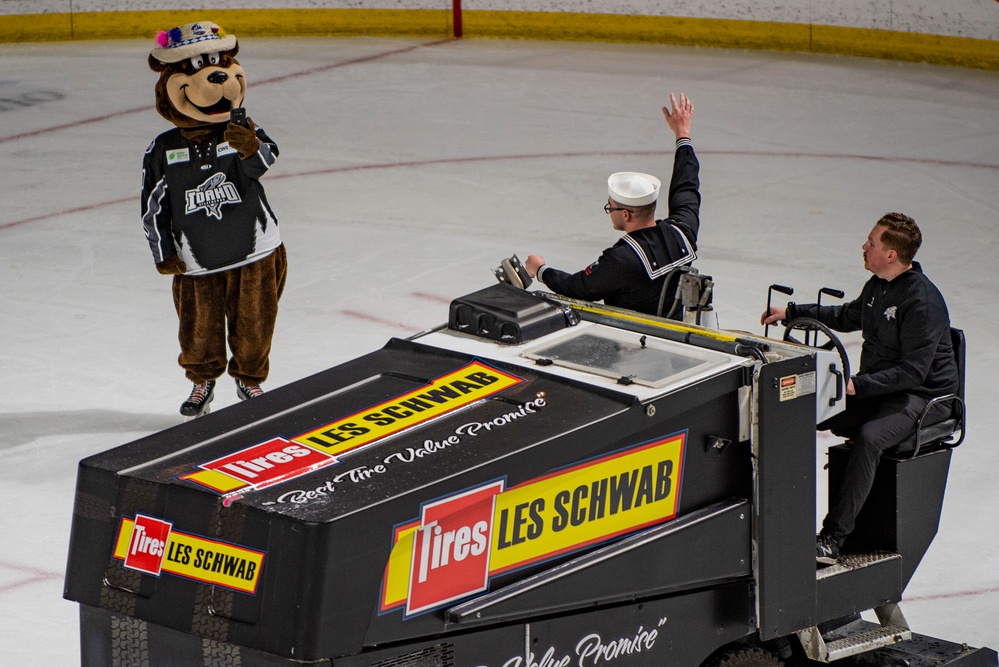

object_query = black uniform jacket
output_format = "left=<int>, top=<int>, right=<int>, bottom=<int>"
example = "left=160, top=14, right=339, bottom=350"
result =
left=537, top=142, right=700, bottom=317
left=788, top=262, right=959, bottom=399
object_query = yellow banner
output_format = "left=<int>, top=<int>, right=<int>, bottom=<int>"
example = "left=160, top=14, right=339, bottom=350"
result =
left=490, top=435, right=683, bottom=573
left=294, top=360, right=523, bottom=456
left=114, top=517, right=265, bottom=595
left=381, top=434, right=685, bottom=611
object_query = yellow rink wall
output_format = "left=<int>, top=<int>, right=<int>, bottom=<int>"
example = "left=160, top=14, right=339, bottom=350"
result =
left=2, top=3, right=999, bottom=71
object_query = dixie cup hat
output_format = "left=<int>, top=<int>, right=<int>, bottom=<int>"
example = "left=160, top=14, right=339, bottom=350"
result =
left=607, top=171, right=661, bottom=207
left=150, top=21, right=237, bottom=63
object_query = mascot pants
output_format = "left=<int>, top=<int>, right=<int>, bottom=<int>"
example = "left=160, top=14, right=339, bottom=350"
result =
left=172, top=244, right=288, bottom=386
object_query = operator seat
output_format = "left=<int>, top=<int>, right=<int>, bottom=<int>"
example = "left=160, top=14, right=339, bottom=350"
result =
left=887, top=327, right=966, bottom=458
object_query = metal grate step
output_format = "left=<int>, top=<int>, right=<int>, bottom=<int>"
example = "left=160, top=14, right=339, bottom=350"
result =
left=816, top=551, right=900, bottom=580
left=824, top=626, right=912, bottom=661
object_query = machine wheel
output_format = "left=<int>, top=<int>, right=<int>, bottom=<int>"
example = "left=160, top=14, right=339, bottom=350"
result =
left=705, top=646, right=783, bottom=667
left=782, top=317, right=851, bottom=399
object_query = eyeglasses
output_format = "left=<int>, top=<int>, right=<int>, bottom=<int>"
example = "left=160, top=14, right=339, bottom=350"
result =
left=604, top=203, right=634, bottom=214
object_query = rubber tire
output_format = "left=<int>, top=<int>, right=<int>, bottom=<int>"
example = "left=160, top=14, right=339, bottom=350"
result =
left=706, top=646, right=783, bottom=667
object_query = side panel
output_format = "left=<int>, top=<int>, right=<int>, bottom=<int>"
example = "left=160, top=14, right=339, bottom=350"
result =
left=755, top=354, right=818, bottom=638
left=340, top=582, right=755, bottom=667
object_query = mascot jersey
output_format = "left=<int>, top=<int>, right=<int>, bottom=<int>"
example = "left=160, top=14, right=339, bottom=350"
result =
left=141, top=125, right=282, bottom=274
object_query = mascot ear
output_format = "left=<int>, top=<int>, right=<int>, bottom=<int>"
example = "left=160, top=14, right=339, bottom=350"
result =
left=148, top=53, right=169, bottom=73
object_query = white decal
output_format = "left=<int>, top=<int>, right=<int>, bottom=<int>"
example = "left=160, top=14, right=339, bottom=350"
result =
left=261, top=400, right=545, bottom=506
left=884, top=306, right=897, bottom=321
left=185, top=173, right=242, bottom=220
left=484, top=619, right=667, bottom=667
left=167, top=148, right=190, bottom=164
left=383, top=436, right=461, bottom=464
left=274, top=479, right=337, bottom=505
left=575, top=625, right=659, bottom=666
left=455, top=399, right=547, bottom=437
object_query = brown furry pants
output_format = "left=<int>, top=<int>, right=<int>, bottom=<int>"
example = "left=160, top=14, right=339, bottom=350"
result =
left=172, top=244, right=287, bottom=386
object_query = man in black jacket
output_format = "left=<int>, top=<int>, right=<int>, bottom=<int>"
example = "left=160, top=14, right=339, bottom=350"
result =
left=524, top=92, right=699, bottom=318
left=762, top=212, right=958, bottom=563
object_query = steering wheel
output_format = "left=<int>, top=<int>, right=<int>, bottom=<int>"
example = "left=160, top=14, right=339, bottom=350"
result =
left=782, top=317, right=851, bottom=406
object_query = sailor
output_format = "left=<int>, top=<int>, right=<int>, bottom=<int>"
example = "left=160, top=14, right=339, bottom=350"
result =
left=524, top=92, right=699, bottom=318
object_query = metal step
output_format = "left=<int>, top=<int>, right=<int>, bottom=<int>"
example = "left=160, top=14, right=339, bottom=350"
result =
left=798, top=606, right=912, bottom=663
left=824, top=625, right=912, bottom=661
left=816, top=551, right=900, bottom=580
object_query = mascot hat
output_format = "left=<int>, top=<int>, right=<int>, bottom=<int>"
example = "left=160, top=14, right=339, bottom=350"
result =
left=151, top=21, right=237, bottom=63
left=607, top=171, right=661, bottom=207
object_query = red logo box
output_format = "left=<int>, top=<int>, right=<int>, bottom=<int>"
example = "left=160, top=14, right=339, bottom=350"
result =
left=191, top=438, right=336, bottom=492
left=123, top=514, right=173, bottom=576
left=407, top=481, right=504, bottom=615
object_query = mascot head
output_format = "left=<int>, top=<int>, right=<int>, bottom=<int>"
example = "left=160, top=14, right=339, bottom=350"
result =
left=148, top=21, right=246, bottom=130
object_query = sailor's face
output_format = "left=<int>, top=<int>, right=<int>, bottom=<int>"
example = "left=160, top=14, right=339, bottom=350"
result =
left=606, top=198, right=629, bottom=231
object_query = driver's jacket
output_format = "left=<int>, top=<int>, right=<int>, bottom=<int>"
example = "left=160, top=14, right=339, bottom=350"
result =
left=787, top=261, right=958, bottom=399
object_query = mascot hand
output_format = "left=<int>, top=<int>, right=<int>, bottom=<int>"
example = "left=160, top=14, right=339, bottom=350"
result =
left=156, top=256, right=187, bottom=275
left=225, top=117, right=260, bottom=159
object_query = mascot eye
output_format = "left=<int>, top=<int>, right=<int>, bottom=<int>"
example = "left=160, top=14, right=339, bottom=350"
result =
left=189, top=53, right=220, bottom=70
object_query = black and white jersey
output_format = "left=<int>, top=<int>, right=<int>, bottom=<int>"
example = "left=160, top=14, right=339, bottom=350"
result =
left=141, top=125, right=282, bottom=275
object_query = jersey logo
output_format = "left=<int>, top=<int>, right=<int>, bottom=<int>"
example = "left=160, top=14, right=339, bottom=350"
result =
left=185, top=173, right=242, bottom=220
left=883, top=305, right=897, bottom=321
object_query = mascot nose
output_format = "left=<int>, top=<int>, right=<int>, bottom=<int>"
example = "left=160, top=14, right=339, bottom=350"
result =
left=207, top=71, right=229, bottom=85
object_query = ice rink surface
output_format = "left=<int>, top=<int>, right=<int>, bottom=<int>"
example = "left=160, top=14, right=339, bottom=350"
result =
left=1, top=34, right=997, bottom=663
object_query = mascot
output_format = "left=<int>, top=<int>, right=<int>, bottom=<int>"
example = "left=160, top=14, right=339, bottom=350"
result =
left=141, top=21, right=287, bottom=417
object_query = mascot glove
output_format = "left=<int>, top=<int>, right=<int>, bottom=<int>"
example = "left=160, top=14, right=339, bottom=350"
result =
left=224, top=117, right=260, bottom=160
left=156, top=256, right=188, bottom=275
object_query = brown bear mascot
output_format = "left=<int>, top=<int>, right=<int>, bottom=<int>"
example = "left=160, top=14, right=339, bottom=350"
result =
left=141, top=21, right=287, bottom=417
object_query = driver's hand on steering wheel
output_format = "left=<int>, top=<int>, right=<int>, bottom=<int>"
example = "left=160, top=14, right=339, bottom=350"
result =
left=761, top=306, right=787, bottom=326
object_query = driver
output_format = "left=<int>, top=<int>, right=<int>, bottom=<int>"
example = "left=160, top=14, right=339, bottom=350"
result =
left=761, top=212, right=958, bottom=564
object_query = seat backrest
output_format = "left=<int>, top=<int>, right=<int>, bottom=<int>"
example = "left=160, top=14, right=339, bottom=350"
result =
left=886, top=327, right=965, bottom=458
left=951, top=327, right=966, bottom=414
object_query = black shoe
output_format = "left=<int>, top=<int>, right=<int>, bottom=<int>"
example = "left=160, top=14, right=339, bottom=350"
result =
left=180, top=380, right=215, bottom=417
left=236, top=379, right=263, bottom=401
left=816, top=533, right=840, bottom=565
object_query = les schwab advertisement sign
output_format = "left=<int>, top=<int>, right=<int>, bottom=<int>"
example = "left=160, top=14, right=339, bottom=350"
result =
left=180, top=360, right=523, bottom=495
left=112, top=514, right=266, bottom=595
left=381, top=433, right=686, bottom=616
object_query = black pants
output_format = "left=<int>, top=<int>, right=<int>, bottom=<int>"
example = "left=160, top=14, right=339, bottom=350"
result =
left=818, top=392, right=949, bottom=544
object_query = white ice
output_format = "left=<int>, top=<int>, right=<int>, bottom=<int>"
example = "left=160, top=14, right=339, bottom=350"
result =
left=1, top=36, right=997, bottom=664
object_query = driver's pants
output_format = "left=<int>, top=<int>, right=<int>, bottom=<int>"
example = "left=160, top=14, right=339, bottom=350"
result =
left=818, top=392, right=946, bottom=545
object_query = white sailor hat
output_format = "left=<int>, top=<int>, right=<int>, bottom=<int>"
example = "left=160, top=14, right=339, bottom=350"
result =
left=150, top=21, right=237, bottom=63
left=607, top=171, right=661, bottom=206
